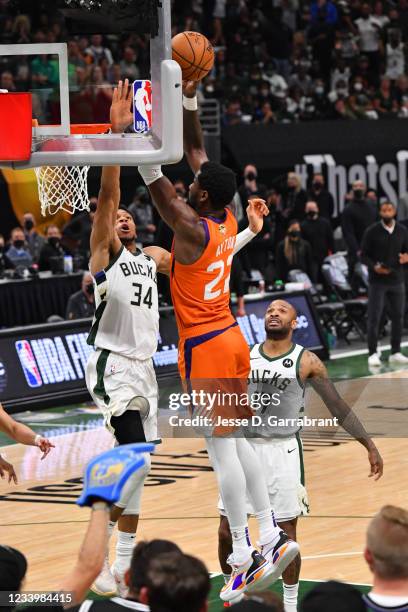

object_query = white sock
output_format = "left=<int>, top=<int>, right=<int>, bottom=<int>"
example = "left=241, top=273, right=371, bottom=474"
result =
left=230, top=525, right=252, bottom=565
left=255, top=508, right=280, bottom=546
left=206, top=438, right=252, bottom=563
left=223, top=573, right=231, bottom=584
left=115, top=531, right=136, bottom=573
left=283, top=582, right=299, bottom=612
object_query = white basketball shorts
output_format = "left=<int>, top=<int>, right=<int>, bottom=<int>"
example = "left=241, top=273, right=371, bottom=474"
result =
left=86, top=348, right=159, bottom=443
left=217, top=436, right=309, bottom=522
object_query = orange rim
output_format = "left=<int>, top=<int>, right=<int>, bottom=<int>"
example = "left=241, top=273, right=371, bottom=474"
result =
left=70, top=123, right=111, bottom=134
left=32, top=121, right=111, bottom=134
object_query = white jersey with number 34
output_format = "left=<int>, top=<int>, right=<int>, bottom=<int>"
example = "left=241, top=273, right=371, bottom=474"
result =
left=88, top=246, right=159, bottom=360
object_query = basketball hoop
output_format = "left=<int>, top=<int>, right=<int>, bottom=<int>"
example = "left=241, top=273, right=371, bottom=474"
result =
left=34, top=123, right=110, bottom=216
left=35, top=164, right=90, bottom=217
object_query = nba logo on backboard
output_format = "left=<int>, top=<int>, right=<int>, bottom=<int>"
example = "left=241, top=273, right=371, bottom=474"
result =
left=15, top=340, right=42, bottom=388
left=133, top=80, right=152, bottom=133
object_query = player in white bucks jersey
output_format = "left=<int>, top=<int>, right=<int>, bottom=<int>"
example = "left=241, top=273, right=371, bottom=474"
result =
left=85, top=81, right=171, bottom=598
left=218, top=299, right=384, bottom=612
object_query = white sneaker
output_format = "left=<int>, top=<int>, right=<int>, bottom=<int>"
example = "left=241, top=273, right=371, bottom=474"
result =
left=111, top=562, right=129, bottom=598
left=91, top=558, right=118, bottom=596
left=368, top=353, right=381, bottom=367
left=259, top=531, right=300, bottom=585
left=389, top=352, right=408, bottom=364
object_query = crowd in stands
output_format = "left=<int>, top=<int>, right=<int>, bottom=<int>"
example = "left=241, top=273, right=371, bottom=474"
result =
left=2, top=164, right=408, bottom=323
left=2, top=1, right=408, bottom=124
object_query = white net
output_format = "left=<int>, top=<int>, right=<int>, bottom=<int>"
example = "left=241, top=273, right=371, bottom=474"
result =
left=34, top=165, right=90, bottom=216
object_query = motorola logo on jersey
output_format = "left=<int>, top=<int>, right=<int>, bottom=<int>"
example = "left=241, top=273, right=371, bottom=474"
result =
left=0, top=357, right=7, bottom=393
left=283, top=358, right=293, bottom=368
left=15, top=334, right=94, bottom=387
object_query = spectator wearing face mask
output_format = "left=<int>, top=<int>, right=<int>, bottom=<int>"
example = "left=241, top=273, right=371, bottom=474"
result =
left=5, top=227, right=33, bottom=271
left=307, top=173, right=335, bottom=221
left=281, top=172, right=308, bottom=222
left=331, top=58, right=351, bottom=90
left=38, top=225, right=66, bottom=272
left=66, top=271, right=95, bottom=320
left=275, top=220, right=314, bottom=282
left=366, top=189, right=378, bottom=207
left=238, top=165, right=267, bottom=217
left=62, top=196, right=97, bottom=260
left=301, top=201, right=334, bottom=281
left=342, top=180, right=378, bottom=281
left=128, top=186, right=156, bottom=247
left=22, top=213, right=45, bottom=263
left=362, top=201, right=408, bottom=366
left=355, top=2, right=383, bottom=82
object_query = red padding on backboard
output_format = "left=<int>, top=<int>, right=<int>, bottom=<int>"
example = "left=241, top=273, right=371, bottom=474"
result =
left=0, top=93, right=32, bottom=161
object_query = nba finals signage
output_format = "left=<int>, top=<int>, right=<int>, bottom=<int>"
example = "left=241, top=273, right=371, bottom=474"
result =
left=295, top=151, right=408, bottom=217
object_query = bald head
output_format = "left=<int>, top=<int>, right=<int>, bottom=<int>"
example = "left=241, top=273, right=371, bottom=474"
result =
left=366, top=505, right=408, bottom=579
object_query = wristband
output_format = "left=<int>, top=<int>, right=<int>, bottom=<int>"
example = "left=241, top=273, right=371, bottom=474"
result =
left=34, top=434, right=42, bottom=446
left=138, top=165, right=163, bottom=186
left=183, top=95, right=198, bottom=111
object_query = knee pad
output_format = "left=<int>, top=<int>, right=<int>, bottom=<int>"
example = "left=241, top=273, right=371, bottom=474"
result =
left=110, top=396, right=150, bottom=445
left=116, top=453, right=152, bottom=513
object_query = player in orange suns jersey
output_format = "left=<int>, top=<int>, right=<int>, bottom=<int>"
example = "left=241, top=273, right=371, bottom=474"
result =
left=138, top=80, right=299, bottom=603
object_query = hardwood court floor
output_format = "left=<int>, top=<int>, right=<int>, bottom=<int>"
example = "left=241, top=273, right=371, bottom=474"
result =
left=0, top=426, right=406, bottom=592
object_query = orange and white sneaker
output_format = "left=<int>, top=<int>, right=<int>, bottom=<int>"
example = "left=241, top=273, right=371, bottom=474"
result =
left=260, top=531, right=300, bottom=585
left=220, top=550, right=274, bottom=602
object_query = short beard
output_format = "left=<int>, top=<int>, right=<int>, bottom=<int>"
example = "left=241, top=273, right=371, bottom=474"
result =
left=265, top=326, right=291, bottom=340
left=119, top=236, right=136, bottom=247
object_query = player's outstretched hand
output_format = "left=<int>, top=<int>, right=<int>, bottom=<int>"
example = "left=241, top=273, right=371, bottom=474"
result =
left=246, top=198, right=269, bottom=234
left=182, top=80, right=198, bottom=98
left=368, top=445, right=383, bottom=480
left=0, top=455, right=17, bottom=484
left=35, top=436, right=55, bottom=460
left=111, top=78, right=134, bottom=134
left=77, top=442, right=155, bottom=507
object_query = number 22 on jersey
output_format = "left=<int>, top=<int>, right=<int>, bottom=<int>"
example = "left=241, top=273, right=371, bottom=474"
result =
left=204, top=254, right=233, bottom=300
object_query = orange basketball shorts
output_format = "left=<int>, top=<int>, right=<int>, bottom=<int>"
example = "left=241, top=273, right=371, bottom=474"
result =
left=178, top=322, right=252, bottom=432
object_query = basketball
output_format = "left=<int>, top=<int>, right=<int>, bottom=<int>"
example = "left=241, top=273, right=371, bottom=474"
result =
left=172, top=31, right=214, bottom=81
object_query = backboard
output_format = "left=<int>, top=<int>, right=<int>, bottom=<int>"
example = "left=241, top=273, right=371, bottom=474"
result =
left=0, top=1, right=182, bottom=168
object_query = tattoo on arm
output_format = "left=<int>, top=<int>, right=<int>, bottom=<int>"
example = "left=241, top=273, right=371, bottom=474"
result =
left=306, top=351, right=372, bottom=448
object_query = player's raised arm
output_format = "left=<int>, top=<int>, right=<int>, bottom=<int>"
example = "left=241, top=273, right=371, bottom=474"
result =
left=300, top=351, right=383, bottom=480
left=138, top=169, right=206, bottom=261
left=90, top=80, right=133, bottom=275
left=233, top=198, right=270, bottom=255
left=182, top=80, right=208, bottom=174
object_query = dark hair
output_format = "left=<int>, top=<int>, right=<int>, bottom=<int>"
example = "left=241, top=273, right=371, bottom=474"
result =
left=380, top=200, right=396, bottom=209
left=301, top=580, right=366, bottom=612
left=146, top=552, right=210, bottom=612
left=197, top=161, right=237, bottom=210
left=117, top=207, right=137, bottom=224
left=0, top=546, right=27, bottom=591
left=288, top=218, right=301, bottom=229
left=128, top=539, right=181, bottom=593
